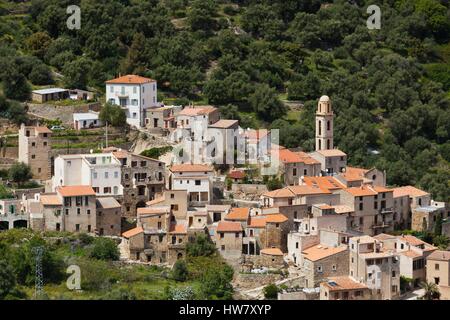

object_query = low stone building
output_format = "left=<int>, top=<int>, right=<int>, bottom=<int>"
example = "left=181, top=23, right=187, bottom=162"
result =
left=40, top=185, right=97, bottom=233
left=96, top=197, right=121, bottom=236
left=215, top=221, right=243, bottom=260
left=302, top=244, right=349, bottom=288
left=411, top=204, right=446, bottom=233
left=426, top=250, right=450, bottom=300
left=320, top=276, right=371, bottom=300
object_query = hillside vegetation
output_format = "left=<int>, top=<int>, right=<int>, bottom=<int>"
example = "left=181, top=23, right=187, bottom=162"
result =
left=0, top=0, right=449, bottom=201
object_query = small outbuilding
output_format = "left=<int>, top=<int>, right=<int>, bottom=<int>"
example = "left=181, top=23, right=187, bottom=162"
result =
left=32, top=88, right=69, bottom=103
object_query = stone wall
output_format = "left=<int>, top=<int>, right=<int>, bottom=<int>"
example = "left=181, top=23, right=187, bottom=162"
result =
left=234, top=273, right=284, bottom=291
left=27, top=102, right=101, bottom=125
left=231, top=183, right=268, bottom=195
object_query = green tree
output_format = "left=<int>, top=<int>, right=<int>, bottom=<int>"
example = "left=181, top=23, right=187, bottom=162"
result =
left=2, top=72, right=31, bottom=101
left=263, top=283, right=279, bottom=299
left=266, top=177, right=283, bottom=191
left=420, top=281, right=440, bottom=300
left=432, top=235, right=450, bottom=250
left=0, top=259, right=16, bottom=299
left=29, top=64, right=54, bottom=85
left=249, top=84, right=286, bottom=121
left=99, top=103, right=127, bottom=127
left=120, top=33, right=147, bottom=75
left=89, top=238, right=119, bottom=261
left=434, top=215, right=443, bottom=235
left=26, top=32, right=52, bottom=60
left=171, top=260, right=188, bottom=282
left=187, top=0, right=217, bottom=32
left=200, top=264, right=234, bottom=299
left=9, top=162, right=32, bottom=186
left=186, top=233, right=216, bottom=257
left=62, top=58, right=91, bottom=89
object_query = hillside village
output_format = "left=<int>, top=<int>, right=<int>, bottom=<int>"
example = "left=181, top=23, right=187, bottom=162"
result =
left=0, top=74, right=449, bottom=300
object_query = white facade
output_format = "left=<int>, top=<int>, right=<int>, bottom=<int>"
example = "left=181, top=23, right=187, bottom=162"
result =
left=105, top=76, right=157, bottom=128
left=170, top=167, right=214, bottom=206
left=52, top=153, right=123, bottom=197
left=73, top=112, right=103, bottom=130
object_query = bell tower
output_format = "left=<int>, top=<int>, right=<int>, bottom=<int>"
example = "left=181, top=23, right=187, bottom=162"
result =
left=315, top=95, right=334, bottom=151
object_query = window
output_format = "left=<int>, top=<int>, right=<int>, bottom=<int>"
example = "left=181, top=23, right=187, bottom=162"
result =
left=77, top=208, right=80, bottom=215
left=64, top=197, right=72, bottom=206
left=317, top=266, right=323, bottom=273
left=113, top=186, right=118, bottom=195
left=359, top=203, right=363, bottom=211
left=392, top=271, right=396, bottom=277
left=434, top=277, right=440, bottom=285
left=103, top=187, right=111, bottom=193
left=93, top=172, right=97, bottom=179
left=31, top=154, right=35, bottom=159
left=327, top=121, right=330, bottom=131
left=332, top=265, right=337, bottom=271
left=65, top=209, right=69, bottom=215
left=195, top=180, right=201, bottom=186
left=170, top=193, right=175, bottom=199
left=32, top=142, right=35, bottom=147
left=75, top=224, right=80, bottom=232
left=435, top=263, right=439, bottom=270
left=114, top=171, right=119, bottom=178
left=133, top=86, right=137, bottom=94
left=235, top=233, right=240, bottom=238
left=43, top=142, right=47, bottom=146
left=105, top=172, right=109, bottom=179
left=110, top=86, right=113, bottom=93
left=221, top=245, right=225, bottom=251
left=293, top=168, right=297, bottom=176
left=158, top=222, right=162, bottom=229
left=141, top=161, right=147, bottom=167
left=304, top=169, right=307, bottom=175
left=76, top=196, right=82, bottom=206
left=296, top=242, right=299, bottom=249
left=220, top=233, right=224, bottom=239
left=88, top=225, right=91, bottom=232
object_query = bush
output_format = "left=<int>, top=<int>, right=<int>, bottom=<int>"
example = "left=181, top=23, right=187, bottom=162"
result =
left=8, top=162, right=32, bottom=186
left=186, top=234, right=216, bottom=257
left=140, top=146, right=173, bottom=159
left=263, top=284, right=279, bottom=299
left=199, top=264, right=234, bottom=299
left=171, top=260, right=189, bottom=282
left=0, top=259, right=16, bottom=299
left=89, top=238, right=119, bottom=261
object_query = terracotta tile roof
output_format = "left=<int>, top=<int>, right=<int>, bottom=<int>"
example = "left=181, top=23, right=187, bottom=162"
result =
left=393, top=186, right=429, bottom=198
left=178, top=106, right=217, bottom=116
left=209, top=119, right=238, bottom=128
left=225, top=207, right=250, bottom=221
left=137, top=207, right=169, bottom=215
left=263, top=185, right=330, bottom=198
left=122, top=226, right=144, bottom=239
left=332, top=205, right=354, bottom=214
left=40, top=194, right=62, bottom=206
left=264, top=213, right=288, bottom=223
left=352, top=235, right=376, bottom=244
left=170, top=163, right=213, bottom=173
left=35, top=126, right=52, bottom=134
left=340, top=167, right=368, bottom=182
left=317, top=204, right=334, bottom=210
left=248, top=216, right=267, bottom=228
left=427, top=250, right=450, bottom=261
left=243, top=129, right=269, bottom=141
left=228, top=170, right=245, bottom=179
left=398, top=235, right=434, bottom=248
left=316, top=149, right=347, bottom=157
left=106, top=74, right=155, bottom=84
left=276, top=149, right=320, bottom=165
left=302, top=245, right=347, bottom=262
left=303, top=176, right=346, bottom=191
left=344, top=185, right=378, bottom=197
left=373, top=233, right=395, bottom=241
left=96, top=197, right=121, bottom=209
left=401, top=250, right=422, bottom=258
left=260, top=248, right=283, bottom=256
left=146, top=196, right=165, bottom=206
left=169, top=223, right=187, bottom=234
left=216, top=221, right=243, bottom=233
left=57, top=185, right=96, bottom=197
left=112, top=150, right=129, bottom=159
left=322, top=276, right=368, bottom=291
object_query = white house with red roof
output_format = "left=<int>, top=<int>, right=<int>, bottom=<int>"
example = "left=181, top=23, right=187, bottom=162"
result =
left=105, top=74, right=158, bottom=127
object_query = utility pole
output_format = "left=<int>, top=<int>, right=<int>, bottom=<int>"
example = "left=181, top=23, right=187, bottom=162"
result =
left=32, top=246, right=44, bottom=299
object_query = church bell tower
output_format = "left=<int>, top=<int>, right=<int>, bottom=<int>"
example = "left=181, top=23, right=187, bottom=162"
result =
left=315, top=95, right=334, bottom=151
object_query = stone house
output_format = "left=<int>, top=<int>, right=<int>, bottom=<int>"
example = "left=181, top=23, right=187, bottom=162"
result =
left=349, top=236, right=400, bottom=300
left=215, top=221, right=243, bottom=260
left=147, top=189, right=189, bottom=221
left=337, top=185, right=395, bottom=236
left=393, top=186, right=431, bottom=229
left=18, top=124, right=52, bottom=180
left=169, top=164, right=214, bottom=207
left=336, top=167, right=386, bottom=188
left=40, top=185, right=97, bottom=233
left=320, top=276, right=370, bottom=300
left=122, top=226, right=145, bottom=260
left=110, top=148, right=165, bottom=217
left=276, top=148, right=321, bottom=186
left=411, top=203, right=446, bottom=233
left=374, top=233, right=436, bottom=287
left=206, top=204, right=231, bottom=224
left=302, top=244, right=349, bottom=288
left=309, top=149, right=347, bottom=176
left=426, top=250, right=450, bottom=300
left=96, top=197, right=121, bottom=236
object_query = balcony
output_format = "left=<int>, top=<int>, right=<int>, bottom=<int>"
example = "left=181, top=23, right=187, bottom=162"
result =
left=372, top=221, right=392, bottom=229
left=380, top=207, right=394, bottom=214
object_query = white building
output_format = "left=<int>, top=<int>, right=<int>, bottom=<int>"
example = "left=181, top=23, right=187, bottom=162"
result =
left=73, top=112, right=103, bottom=130
left=52, top=153, right=123, bottom=197
left=105, top=75, right=158, bottom=128
left=168, top=164, right=214, bottom=207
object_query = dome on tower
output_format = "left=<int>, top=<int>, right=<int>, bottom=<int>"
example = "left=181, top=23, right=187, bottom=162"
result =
left=319, top=95, right=330, bottom=102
